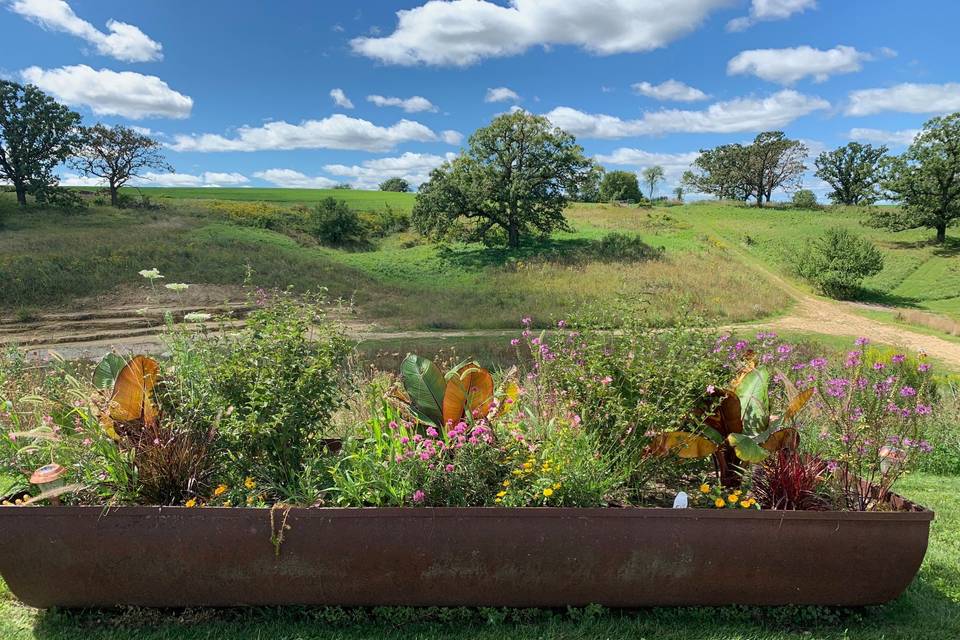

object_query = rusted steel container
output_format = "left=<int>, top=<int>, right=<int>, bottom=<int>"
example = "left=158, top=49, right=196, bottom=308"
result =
left=0, top=505, right=932, bottom=609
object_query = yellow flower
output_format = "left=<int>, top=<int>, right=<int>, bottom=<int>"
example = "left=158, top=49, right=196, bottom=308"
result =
left=223, top=500, right=232, bottom=508
left=185, top=498, right=197, bottom=508
left=714, top=497, right=726, bottom=508
left=522, top=461, right=533, bottom=470
left=727, top=494, right=737, bottom=503
left=495, top=497, right=502, bottom=503
left=244, top=477, right=256, bottom=490
left=246, top=495, right=254, bottom=505
left=552, top=482, right=561, bottom=490
left=748, top=498, right=757, bottom=507
left=699, top=483, right=710, bottom=494
left=496, top=490, right=507, bottom=498
left=512, top=469, right=522, bottom=476
left=213, top=484, right=228, bottom=497
left=543, top=488, right=554, bottom=497
left=502, top=480, right=511, bottom=487
left=740, top=500, right=751, bottom=508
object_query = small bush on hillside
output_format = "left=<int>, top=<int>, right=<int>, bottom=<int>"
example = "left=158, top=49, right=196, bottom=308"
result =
left=591, top=232, right=664, bottom=262
left=794, top=227, right=884, bottom=298
left=792, top=189, right=818, bottom=210
left=308, top=197, right=370, bottom=248
left=362, top=205, right=410, bottom=237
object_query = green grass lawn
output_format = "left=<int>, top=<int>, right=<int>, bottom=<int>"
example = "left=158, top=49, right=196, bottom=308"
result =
left=1, top=473, right=956, bottom=640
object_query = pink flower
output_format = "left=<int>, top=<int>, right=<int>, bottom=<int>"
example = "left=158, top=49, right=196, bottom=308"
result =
left=600, top=376, right=613, bottom=385
left=412, top=490, right=425, bottom=503
left=82, top=438, right=92, bottom=446
left=918, top=363, right=931, bottom=372
left=426, top=426, right=439, bottom=437
left=855, top=337, right=870, bottom=346
left=444, top=464, right=454, bottom=473
left=510, top=338, right=520, bottom=346
left=891, top=354, right=906, bottom=364
left=521, top=316, right=532, bottom=326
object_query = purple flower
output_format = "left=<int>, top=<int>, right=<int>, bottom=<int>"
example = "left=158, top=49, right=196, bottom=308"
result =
left=810, top=357, right=828, bottom=370
left=557, top=320, right=566, bottom=328
left=855, top=337, right=870, bottom=346
left=918, top=363, right=931, bottom=372
left=777, top=344, right=793, bottom=355
left=919, top=441, right=933, bottom=453
left=826, top=378, right=851, bottom=398
left=916, top=403, right=932, bottom=415
left=412, top=490, right=425, bottom=503
left=426, top=426, right=439, bottom=437
left=510, top=338, right=520, bottom=346
left=846, top=351, right=862, bottom=367
left=444, top=464, right=455, bottom=473
left=734, top=340, right=748, bottom=351
left=792, top=362, right=807, bottom=371
left=873, top=362, right=886, bottom=371
left=891, top=354, right=906, bottom=364
left=900, top=386, right=917, bottom=397
left=827, top=461, right=839, bottom=472
left=521, top=316, right=532, bottom=326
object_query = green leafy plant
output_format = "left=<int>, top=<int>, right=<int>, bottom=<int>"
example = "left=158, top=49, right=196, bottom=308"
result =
left=652, top=364, right=813, bottom=487
left=794, top=227, right=884, bottom=299
left=397, top=355, right=509, bottom=428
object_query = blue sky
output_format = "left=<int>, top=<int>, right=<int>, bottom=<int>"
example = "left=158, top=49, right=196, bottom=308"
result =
left=3, top=0, right=960, bottom=196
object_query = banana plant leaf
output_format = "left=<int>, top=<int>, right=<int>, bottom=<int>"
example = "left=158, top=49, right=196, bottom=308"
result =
left=108, top=355, right=160, bottom=426
left=93, top=353, right=127, bottom=390
left=735, top=367, right=771, bottom=434
left=704, top=390, right=743, bottom=436
left=651, top=431, right=718, bottom=459
left=400, top=354, right=446, bottom=427
left=727, top=432, right=770, bottom=463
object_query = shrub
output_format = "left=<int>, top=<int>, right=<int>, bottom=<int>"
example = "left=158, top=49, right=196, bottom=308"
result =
left=591, top=232, right=664, bottom=262
left=166, top=293, right=353, bottom=499
left=307, top=197, right=370, bottom=248
left=599, top=170, right=643, bottom=203
left=794, top=227, right=883, bottom=298
left=791, top=189, right=818, bottom=209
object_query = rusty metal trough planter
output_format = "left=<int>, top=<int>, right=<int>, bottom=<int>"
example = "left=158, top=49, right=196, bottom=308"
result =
left=0, top=505, right=932, bottom=609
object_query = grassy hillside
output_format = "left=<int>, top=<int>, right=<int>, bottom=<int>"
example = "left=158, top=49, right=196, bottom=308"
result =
left=682, top=202, right=960, bottom=318
left=131, top=187, right=416, bottom=212
left=0, top=195, right=786, bottom=329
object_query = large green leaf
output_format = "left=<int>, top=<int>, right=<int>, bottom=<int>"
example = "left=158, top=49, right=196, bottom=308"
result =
left=727, top=432, right=770, bottom=463
left=735, top=367, right=770, bottom=434
left=400, top=354, right=446, bottom=427
left=92, top=353, right=127, bottom=390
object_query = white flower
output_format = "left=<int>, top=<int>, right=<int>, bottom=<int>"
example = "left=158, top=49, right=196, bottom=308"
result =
left=138, top=268, right=164, bottom=280
left=164, top=283, right=189, bottom=292
left=183, top=312, right=212, bottom=323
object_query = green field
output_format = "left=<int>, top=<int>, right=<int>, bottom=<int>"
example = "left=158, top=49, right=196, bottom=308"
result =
left=2, top=473, right=956, bottom=640
left=133, top=187, right=416, bottom=212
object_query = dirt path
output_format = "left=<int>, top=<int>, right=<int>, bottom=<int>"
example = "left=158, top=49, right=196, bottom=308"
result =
left=3, top=260, right=960, bottom=368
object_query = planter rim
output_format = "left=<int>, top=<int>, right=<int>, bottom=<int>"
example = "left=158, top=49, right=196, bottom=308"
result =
left=0, top=504, right=934, bottom=522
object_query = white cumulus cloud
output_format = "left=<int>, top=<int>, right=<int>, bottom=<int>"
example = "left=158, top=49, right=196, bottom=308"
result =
left=324, top=151, right=457, bottom=189
left=727, top=0, right=816, bottom=32
left=848, top=127, right=920, bottom=147
left=367, top=94, right=438, bottom=112
left=485, top=87, right=521, bottom=103
left=252, top=169, right=338, bottom=189
left=632, top=79, right=708, bottom=102
left=7, top=0, right=162, bottom=62
left=329, top=88, right=354, bottom=109
left=544, top=90, right=829, bottom=138
left=21, top=65, right=192, bottom=119
left=168, top=114, right=452, bottom=152
left=846, top=83, right=960, bottom=116
left=351, top=0, right=732, bottom=66
left=728, top=45, right=869, bottom=85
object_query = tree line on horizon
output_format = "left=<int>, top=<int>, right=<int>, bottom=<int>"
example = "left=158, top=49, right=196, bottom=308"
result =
left=2, top=79, right=959, bottom=246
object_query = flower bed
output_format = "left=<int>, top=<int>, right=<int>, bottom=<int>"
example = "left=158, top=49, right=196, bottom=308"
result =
left=0, top=292, right=943, bottom=608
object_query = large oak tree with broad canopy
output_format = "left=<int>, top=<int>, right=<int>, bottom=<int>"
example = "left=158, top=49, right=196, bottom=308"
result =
left=413, top=111, right=591, bottom=248
left=0, top=80, right=82, bottom=206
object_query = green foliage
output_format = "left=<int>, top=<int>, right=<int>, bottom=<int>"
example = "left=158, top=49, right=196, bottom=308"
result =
left=307, top=197, right=371, bottom=248
left=0, top=80, right=82, bottom=206
left=883, top=112, right=960, bottom=243
left=791, top=189, right=818, bottom=210
left=590, top=232, right=664, bottom=262
left=413, top=111, right=591, bottom=247
left=795, top=227, right=884, bottom=298
left=167, top=294, right=353, bottom=497
left=599, top=170, right=642, bottom=203
left=814, top=142, right=889, bottom=205
left=378, top=177, right=410, bottom=192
